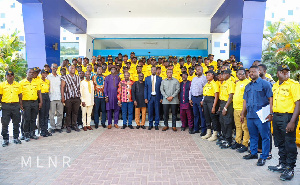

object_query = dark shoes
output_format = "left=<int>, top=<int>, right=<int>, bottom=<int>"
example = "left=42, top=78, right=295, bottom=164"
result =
left=257, top=158, right=266, bottom=166
left=121, top=125, right=127, bottom=129
left=162, top=126, right=169, bottom=131
left=141, top=126, right=146, bottom=129
left=2, top=140, right=9, bottom=147
left=231, top=142, right=242, bottom=150
left=20, top=135, right=25, bottom=140
left=13, top=138, right=22, bottom=144
left=87, top=126, right=93, bottom=130
left=136, top=125, right=140, bottom=129
left=181, top=127, right=185, bottom=131
left=66, top=127, right=71, bottom=133
left=200, top=132, right=206, bottom=137
left=155, top=126, right=159, bottom=130
left=30, top=132, right=39, bottom=140
left=220, top=141, right=232, bottom=149
left=56, top=129, right=63, bottom=133
left=148, top=126, right=153, bottom=130
left=73, top=126, right=80, bottom=132
left=128, top=125, right=134, bottom=129
left=189, top=128, right=195, bottom=134
left=49, top=128, right=55, bottom=133
left=236, top=145, right=248, bottom=153
left=243, top=154, right=258, bottom=160
left=102, top=124, right=106, bottom=128
left=172, top=127, right=177, bottom=132
left=83, top=127, right=87, bottom=131
left=280, top=167, right=294, bottom=181
left=268, top=164, right=286, bottom=173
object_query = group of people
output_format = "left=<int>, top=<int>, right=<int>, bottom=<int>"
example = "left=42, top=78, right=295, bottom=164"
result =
left=0, top=52, right=299, bottom=181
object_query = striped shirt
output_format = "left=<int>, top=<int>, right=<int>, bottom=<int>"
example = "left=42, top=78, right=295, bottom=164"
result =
left=61, top=74, right=81, bottom=100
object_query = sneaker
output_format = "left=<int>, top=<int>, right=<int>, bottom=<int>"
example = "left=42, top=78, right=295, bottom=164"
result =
left=236, top=145, right=248, bottom=153
left=257, top=158, right=266, bottom=166
left=128, top=125, right=134, bottom=129
left=231, top=142, right=242, bottom=150
left=56, top=129, right=63, bottom=133
left=121, top=125, right=127, bottom=129
left=280, top=167, right=294, bottom=181
left=2, top=140, right=9, bottom=147
left=13, top=138, right=22, bottom=144
left=268, top=164, right=286, bottom=173
left=216, top=140, right=226, bottom=145
left=243, top=154, right=258, bottom=160
left=220, top=141, right=232, bottom=149
left=20, top=135, right=25, bottom=140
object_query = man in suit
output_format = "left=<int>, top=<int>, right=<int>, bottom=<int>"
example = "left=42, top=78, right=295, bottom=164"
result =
left=144, top=66, right=162, bottom=130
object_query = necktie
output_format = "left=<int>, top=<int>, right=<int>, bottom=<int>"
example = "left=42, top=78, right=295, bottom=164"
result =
left=152, top=76, right=155, bottom=93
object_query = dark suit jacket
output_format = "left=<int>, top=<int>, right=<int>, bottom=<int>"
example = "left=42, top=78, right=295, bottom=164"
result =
left=144, top=75, right=162, bottom=102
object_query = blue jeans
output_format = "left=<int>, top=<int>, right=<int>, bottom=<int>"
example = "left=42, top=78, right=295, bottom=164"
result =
left=122, top=102, right=134, bottom=126
left=247, top=118, right=270, bottom=159
left=148, top=96, right=160, bottom=126
left=192, top=96, right=206, bottom=133
left=94, top=97, right=106, bottom=125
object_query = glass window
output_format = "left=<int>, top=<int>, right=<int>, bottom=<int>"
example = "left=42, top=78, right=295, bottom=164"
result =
left=288, top=10, right=293, bottom=15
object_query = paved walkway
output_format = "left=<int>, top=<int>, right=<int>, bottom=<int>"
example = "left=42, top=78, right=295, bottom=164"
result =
left=0, top=126, right=299, bottom=185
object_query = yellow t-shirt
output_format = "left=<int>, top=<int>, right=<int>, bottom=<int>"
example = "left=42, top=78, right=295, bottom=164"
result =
left=203, top=80, right=220, bottom=97
left=219, top=79, right=235, bottom=101
left=0, top=81, right=21, bottom=103
left=233, top=79, right=250, bottom=110
left=273, top=79, right=300, bottom=113
left=20, top=79, right=41, bottom=100
left=57, top=66, right=69, bottom=75
left=40, top=79, right=50, bottom=93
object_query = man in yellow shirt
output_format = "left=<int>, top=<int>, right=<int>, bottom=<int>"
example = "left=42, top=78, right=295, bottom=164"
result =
left=131, top=65, right=143, bottom=82
left=208, top=54, right=218, bottom=70
left=218, top=68, right=235, bottom=149
left=20, top=68, right=42, bottom=142
left=184, top=55, right=192, bottom=69
left=39, top=69, right=52, bottom=137
left=268, top=65, right=300, bottom=181
left=232, top=67, right=250, bottom=152
left=187, top=67, right=196, bottom=81
left=0, top=71, right=22, bottom=146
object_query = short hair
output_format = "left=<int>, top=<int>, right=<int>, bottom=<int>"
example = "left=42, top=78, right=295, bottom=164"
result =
left=151, top=66, right=157, bottom=69
left=167, top=69, right=173, bottom=72
left=258, top=64, right=267, bottom=71
left=87, top=64, right=92, bottom=67
left=27, top=68, right=34, bottom=73
left=83, top=57, right=89, bottom=61
left=249, top=65, right=259, bottom=70
left=253, top=60, right=261, bottom=64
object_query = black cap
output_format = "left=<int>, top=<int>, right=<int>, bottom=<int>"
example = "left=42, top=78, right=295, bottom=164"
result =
left=123, top=66, right=129, bottom=70
left=186, top=55, right=191, bottom=58
left=60, top=67, right=66, bottom=71
left=205, top=70, right=215, bottom=75
left=181, top=71, right=188, bottom=76
left=108, top=55, right=112, bottom=57
left=222, top=68, right=232, bottom=74
left=277, top=64, right=290, bottom=71
left=6, top=71, right=14, bottom=76
left=41, top=69, right=50, bottom=74
left=208, top=54, right=214, bottom=57
left=130, top=52, right=135, bottom=54
left=188, top=66, right=194, bottom=70
left=216, top=70, right=222, bottom=75
left=44, top=64, right=50, bottom=67
left=123, top=54, right=128, bottom=57
left=245, top=68, right=249, bottom=71
left=33, top=67, right=41, bottom=72
left=237, top=62, right=243, bottom=65
left=198, top=56, right=202, bottom=59
left=208, top=65, right=214, bottom=69
left=181, top=66, right=187, bottom=70
left=151, top=57, right=156, bottom=61
left=173, top=56, right=177, bottom=59
left=118, top=53, right=122, bottom=55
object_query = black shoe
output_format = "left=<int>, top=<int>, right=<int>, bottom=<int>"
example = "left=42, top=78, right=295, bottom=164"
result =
left=181, top=127, right=185, bottom=131
left=200, top=132, right=206, bottom=136
left=30, top=132, right=39, bottom=140
left=148, top=126, right=153, bottom=130
left=13, top=139, right=22, bottom=144
left=40, top=133, right=48, bottom=137
left=268, top=163, right=286, bottom=173
left=49, top=128, right=56, bottom=133
left=231, top=142, right=242, bottom=150
left=56, top=129, right=63, bottom=133
left=189, top=128, right=195, bottom=134
left=257, top=158, right=266, bottom=166
left=66, top=127, right=71, bottom=133
left=194, top=130, right=200, bottom=133
left=128, top=125, right=134, bottom=129
left=217, top=136, right=225, bottom=142
left=141, top=126, right=146, bottom=129
left=24, top=133, right=30, bottom=142
left=20, top=135, right=25, bottom=140
left=101, top=124, right=106, bottom=128
left=95, top=124, right=98, bottom=129
left=2, top=140, right=9, bottom=147
left=220, top=141, right=232, bottom=149
left=243, top=154, right=258, bottom=160
left=155, top=126, right=159, bottom=130
left=136, top=125, right=140, bottom=129
left=73, top=126, right=80, bottom=132
left=236, top=145, right=248, bottom=153
left=46, top=132, right=52, bottom=136
left=121, top=125, right=127, bottom=129
left=216, top=140, right=226, bottom=145
left=280, top=167, right=294, bottom=181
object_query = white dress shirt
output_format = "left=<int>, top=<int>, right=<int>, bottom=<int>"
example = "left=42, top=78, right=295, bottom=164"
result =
left=47, top=73, right=61, bottom=101
left=151, top=75, right=156, bottom=95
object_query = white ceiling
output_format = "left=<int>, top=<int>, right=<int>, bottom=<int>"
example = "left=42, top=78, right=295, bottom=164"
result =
left=66, top=0, right=225, bottom=19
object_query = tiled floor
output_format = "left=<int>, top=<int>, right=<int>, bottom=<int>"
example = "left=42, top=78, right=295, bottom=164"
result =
left=0, top=125, right=299, bottom=185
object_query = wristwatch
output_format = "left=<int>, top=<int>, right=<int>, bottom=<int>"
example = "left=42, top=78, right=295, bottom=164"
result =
left=223, top=107, right=227, bottom=111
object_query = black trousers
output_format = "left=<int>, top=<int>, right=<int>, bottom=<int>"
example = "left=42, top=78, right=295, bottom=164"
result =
left=77, top=106, right=83, bottom=125
left=219, top=101, right=234, bottom=142
left=1, top=103, right=21, bottom=140
left=273, top=113, right=298, bottom=168
left=23, top=100, right=39, bottom=134
left=65, top=97, right=81, bottom=128
left=39, top=93, right=50, bottom=134
left=203, top=96, right=220, bottom=131
left=163, top=104, right=177, bottom=127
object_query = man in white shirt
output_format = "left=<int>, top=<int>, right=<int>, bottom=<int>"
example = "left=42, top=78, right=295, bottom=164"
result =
left=80, top=71, right=94, bottom=131
left=47, top=63, right=63, bottom=133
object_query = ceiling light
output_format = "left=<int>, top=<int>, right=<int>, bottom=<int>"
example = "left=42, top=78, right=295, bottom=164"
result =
left=129, top=11, right=131, bottom=13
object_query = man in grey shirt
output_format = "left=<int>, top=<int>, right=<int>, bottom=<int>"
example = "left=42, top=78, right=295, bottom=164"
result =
left=160, top=69, right=180, bottom=132
left=47, top=63, right=64, bottom=133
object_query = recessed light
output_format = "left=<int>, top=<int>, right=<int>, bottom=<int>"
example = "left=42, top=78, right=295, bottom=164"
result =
left=129, top=11, right=131, bottom=13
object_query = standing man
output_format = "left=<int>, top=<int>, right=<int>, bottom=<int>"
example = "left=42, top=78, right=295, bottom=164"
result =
left=189, top=65, right=207, bottom=135
left=61, top=65, right=81, bottom=133
left=0, top=71, right=22, bottom=146
left=117, top=72, right=135, bottom=129
left=93, top=66, right=106, bottom=129
left=39, top=69, right=52, bottom=137
left=160, top=69, right=180, bottom=131
left=80, top=71, right=94, bottom=131
left=179, top=71, right=194, bottom=134
left=20, top=68, right=42, bottom=141
left=268, top=65, right=300, bottom=181
left=241, top=66, right=273, bottom=166
left=232, top=67, right=250, bottom=152
left=104, top=66, right=121, bottom=129
left=144, top=66, right=162, bottom=130
left=47, top=63, right=63, bottom=133
left=132, top=73, right=146, bottom=129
